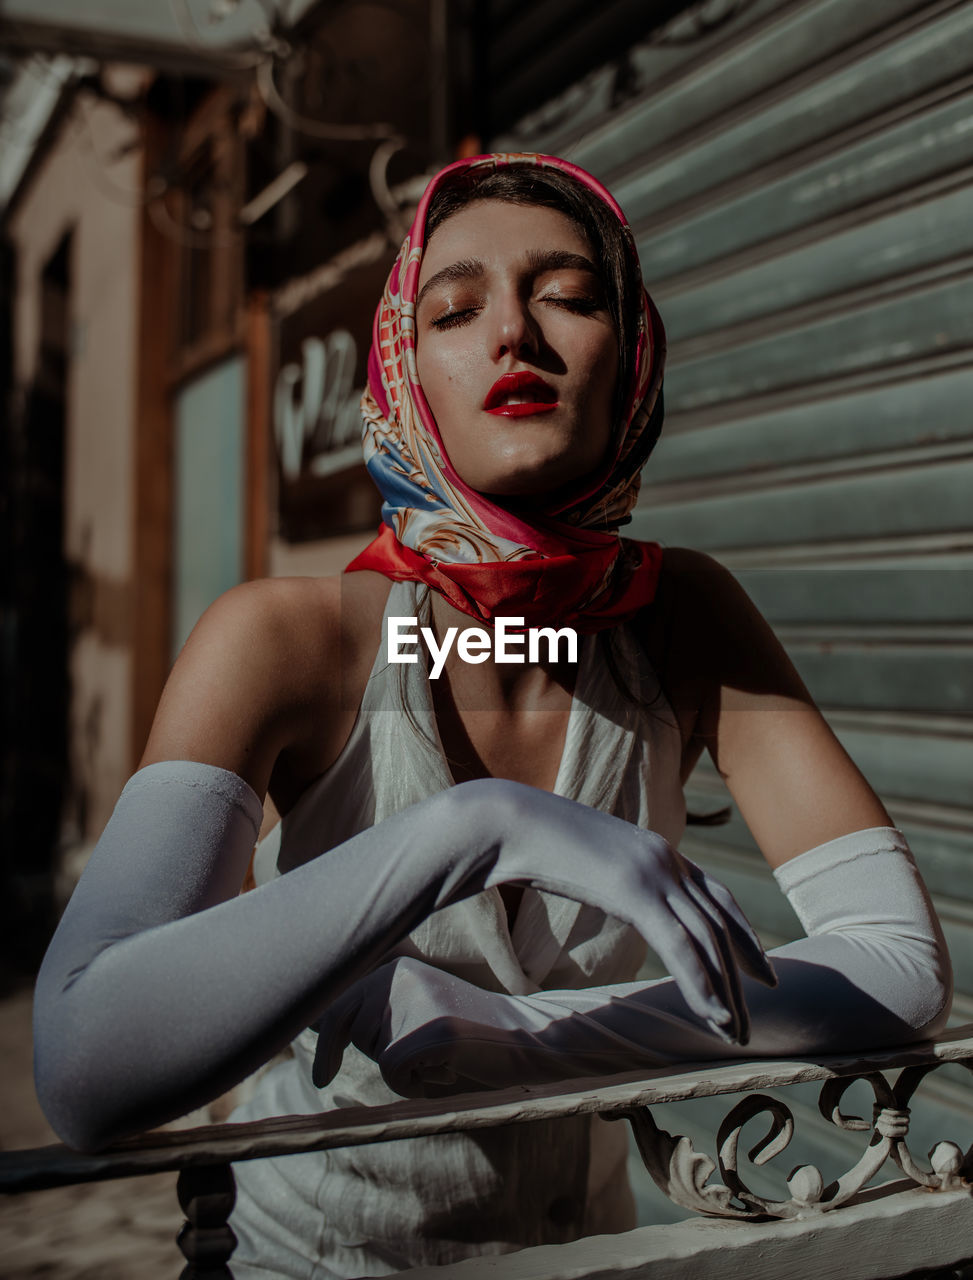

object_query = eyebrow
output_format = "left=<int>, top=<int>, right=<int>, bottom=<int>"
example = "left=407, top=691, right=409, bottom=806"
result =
left=415, top=248, right=602, bottom=311
left=415, top=258, right=483, bottom=311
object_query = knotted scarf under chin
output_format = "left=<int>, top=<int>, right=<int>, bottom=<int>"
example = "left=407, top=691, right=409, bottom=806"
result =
left=345, top=152, right=666, bottom=633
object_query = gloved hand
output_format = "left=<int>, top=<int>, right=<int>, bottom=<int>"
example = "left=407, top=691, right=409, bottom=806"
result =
left=312, top=821, right=780, bottom=1091
left=472, top=790, right=777, bottom=1046
left=313, top=826, right=951, bottom=1099
left=311, top=955, right=666, bottom=1093
left=34, top=764, right=773, bottom=1148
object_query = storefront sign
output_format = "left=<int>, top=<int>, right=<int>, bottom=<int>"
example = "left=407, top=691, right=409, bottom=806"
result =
left=271, top=251, right=391, bottom=541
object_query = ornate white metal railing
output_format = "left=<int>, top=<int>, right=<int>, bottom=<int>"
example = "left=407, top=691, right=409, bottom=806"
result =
left=3, top=1027, right=973, bottom=1278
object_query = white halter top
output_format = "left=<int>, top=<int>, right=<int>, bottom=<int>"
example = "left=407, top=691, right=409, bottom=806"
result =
left=230, top=580, right=685, bottom=1278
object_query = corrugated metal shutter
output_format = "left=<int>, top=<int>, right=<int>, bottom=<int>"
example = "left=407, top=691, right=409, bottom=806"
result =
left=498, top=0, right=973, bottom=1224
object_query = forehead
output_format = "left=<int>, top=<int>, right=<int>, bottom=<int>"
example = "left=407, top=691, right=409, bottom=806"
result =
left=417, top=200, right=594, bottom=290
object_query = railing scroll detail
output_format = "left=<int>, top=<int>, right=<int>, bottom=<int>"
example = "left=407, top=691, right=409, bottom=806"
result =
left=619, top=1060, right=973, bottom=1221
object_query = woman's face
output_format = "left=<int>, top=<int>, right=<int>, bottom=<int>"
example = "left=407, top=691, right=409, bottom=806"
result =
left=414, top=200, right=619, bottom=499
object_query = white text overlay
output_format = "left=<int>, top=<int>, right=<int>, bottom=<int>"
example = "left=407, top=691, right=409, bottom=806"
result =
left=388, top=616, right=578, bottom=680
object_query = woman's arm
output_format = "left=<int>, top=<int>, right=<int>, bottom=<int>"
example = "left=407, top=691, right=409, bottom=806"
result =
left=315, top=553, right=951, bottom=1094
left=135, top=575, right=353, bottom=803
left=33, top=768, right=771, bottom=1150
left=315, top=822, right=951, bottom=1097
left=665, top=547, right=892, bottom=864
left=33, top=577, right=772, bottom=1149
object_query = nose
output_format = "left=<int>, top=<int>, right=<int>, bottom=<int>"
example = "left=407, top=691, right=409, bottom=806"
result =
left=492, top=290, right=541, bottom=362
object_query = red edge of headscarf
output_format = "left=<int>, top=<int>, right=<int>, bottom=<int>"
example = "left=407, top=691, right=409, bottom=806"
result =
left=346, top=153, right=665, bottom=630
left=349, top=523, right=662, bottom=634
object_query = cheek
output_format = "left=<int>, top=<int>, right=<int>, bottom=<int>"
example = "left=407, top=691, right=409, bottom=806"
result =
left=415, top=342, right=462, bottom=425
left=578, top=333, right=619, bottom=417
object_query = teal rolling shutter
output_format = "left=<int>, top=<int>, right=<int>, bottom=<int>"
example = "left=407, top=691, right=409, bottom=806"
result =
left=499, top=0, right=973, bottom=1224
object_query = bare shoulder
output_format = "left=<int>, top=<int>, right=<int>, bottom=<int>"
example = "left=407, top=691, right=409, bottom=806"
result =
left=640, top=546, right=755, bottom=692
left=173, top=569, right=393, bottom=700
left=649, top=546, right=808, bottom=699
left=171, top=575, right=343, bottom=701
left=140, top=571, right=393, bottom=800
left=648, top=548, right=889, bottom=862
left=654, top=546, right=749, bottom=620
left=636, top=546, right=811, bottom=780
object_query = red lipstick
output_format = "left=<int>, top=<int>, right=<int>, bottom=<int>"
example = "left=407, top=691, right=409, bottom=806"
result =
left=484, top=370, right=558, bottom=417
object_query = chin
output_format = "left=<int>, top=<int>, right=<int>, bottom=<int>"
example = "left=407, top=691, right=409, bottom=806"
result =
left=458, top=448, right=592, bottom=500
left=478, top=472, right=590, bottom=508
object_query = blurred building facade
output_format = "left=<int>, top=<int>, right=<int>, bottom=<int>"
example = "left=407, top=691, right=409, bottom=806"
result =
left=1, top=0, right=972, bottom=1223
left=0, top=0, right=449, bottom=964
left=0, top=0, right=683, bottom=962
left=2, top=63, right=147, bottom=961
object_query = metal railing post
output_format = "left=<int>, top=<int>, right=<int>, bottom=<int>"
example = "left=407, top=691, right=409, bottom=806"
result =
left=176, top=1162, right=238, bottom=1279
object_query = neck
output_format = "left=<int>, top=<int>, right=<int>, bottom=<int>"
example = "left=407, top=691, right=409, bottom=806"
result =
left=427, top=589, right=578, bottom=711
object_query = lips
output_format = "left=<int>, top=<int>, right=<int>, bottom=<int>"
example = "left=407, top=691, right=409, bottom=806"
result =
left=484, top=370, right=558, bottom=417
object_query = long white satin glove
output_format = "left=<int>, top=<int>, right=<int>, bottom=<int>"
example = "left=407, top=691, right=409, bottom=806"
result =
left=313, top=827, right=952, bottom=1097
left=34, top=763, right=773, bottom=1150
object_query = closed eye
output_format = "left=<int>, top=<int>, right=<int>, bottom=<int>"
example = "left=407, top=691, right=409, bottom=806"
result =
left=541, top=295, right=603, bottom=315
left=427, top=291, right=604, bottom=330
left=429, top=306, right=481, bottom=330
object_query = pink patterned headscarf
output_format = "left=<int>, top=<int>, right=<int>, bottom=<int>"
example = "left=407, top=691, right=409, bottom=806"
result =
left=347, top=153, right=666, bottom=631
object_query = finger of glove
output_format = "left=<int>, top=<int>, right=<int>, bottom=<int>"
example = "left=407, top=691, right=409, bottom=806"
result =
left=318, top=958, right=466, bottom=1092
left=311, top=989, right=359, bottom=1088
left=379, top=1028, right=463, bottom=1097
left=311, top=974, right=391, bottom=1088
left=683, top=861, right=777, bottom=988
left=680, top=875, right=750, bottom=1044
left=646, top=899, right=743, bottom=1042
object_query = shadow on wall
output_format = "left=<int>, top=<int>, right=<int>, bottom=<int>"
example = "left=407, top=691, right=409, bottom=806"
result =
left=1, top=235, right=72, bottom=976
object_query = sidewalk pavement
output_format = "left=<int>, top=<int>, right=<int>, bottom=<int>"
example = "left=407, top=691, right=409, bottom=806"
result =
left=0, top=978, right=183, bottom=1279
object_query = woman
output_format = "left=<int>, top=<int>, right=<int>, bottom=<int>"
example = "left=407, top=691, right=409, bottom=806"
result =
left=33, top=154, right=951, bottom=1276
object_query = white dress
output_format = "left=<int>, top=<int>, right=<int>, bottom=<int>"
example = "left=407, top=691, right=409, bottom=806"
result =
left=228, top=580, right=686, bottom=1278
